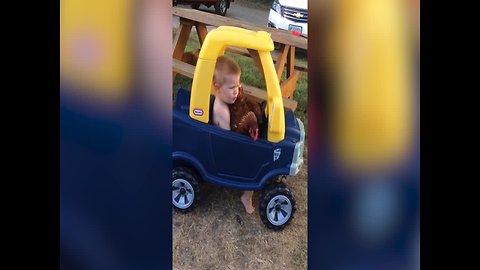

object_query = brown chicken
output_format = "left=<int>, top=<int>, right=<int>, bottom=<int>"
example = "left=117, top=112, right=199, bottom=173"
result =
left=229, top=86, right=262, bottom=141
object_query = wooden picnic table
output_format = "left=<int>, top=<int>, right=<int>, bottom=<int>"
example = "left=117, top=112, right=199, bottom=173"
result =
left=172, top=7, right=308, bottom=111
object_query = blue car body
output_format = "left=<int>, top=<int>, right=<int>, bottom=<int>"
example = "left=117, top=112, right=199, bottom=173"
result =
left=173, top=88, right=305, bottom=190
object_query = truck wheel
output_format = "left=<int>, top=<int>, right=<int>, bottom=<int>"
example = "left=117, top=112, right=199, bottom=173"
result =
left=263, top=176, right=287, bottom=193
left=173, top=0, right=178, bottom=7
left=259, top=185, right=296, bottom=230
left=191, top=4, right=200, bottom=9
left=214, top=0, right=228, bottom=16
left=172, top=167, right=200, bottom=213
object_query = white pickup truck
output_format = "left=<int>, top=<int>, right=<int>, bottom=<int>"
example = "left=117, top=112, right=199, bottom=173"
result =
left=268, top=0, right=308, bottom=37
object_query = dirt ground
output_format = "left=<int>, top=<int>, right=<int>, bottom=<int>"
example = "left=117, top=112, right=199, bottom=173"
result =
left=173, top=147, right=308, bottom=270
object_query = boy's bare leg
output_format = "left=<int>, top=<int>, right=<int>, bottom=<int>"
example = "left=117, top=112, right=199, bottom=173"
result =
left=241, top=190, right=255, bottom=214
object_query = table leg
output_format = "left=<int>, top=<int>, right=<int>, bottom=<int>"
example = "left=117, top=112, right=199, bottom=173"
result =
left=195, top=24, right=209, bottom=45
left=281, top=70, right=301, bottom=99
left=275, top=44, right=290, bottom=83
left=286, top=46, right=296, bottom=77
left=173, top=23, right=193, bottom=80
left=247, top=49, right=265, bottom=79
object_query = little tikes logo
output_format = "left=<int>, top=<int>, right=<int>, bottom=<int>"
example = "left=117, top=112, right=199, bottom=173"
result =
left=193, top=108, right=204, bottom=116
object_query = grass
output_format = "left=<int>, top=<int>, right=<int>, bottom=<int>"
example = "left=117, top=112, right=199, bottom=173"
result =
left=173, top=29, right=308, bottom=136
left=173, top=160, right=308, bottom=270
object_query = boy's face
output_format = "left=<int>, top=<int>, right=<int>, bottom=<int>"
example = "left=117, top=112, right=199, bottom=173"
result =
left=215, top=74, right=241, bottom=104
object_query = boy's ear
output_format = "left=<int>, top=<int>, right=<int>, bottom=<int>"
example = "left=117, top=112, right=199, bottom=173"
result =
left=213, top=82, right=220, bottom=91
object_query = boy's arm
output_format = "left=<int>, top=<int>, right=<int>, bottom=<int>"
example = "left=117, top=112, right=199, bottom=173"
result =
left=216, top=113, right=231, bottom=130
left=213, top=101, right=230, bottom=130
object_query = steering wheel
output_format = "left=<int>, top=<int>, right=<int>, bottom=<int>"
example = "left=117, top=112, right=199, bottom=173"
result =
left=259, top=100, right=268, bottom=138
left=260, top=100, right=268, bottom=122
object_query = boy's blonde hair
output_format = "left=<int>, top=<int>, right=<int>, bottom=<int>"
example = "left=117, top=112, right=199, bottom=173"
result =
left=213, top=56, right=241, bottom=85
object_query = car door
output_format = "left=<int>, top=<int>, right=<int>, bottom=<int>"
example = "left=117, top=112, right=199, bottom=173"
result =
left=209, top=127, right=272, bottom=182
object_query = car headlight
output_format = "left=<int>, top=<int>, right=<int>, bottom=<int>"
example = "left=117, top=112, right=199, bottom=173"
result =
left=272, top=0, right=283, bottom=16
left=289, top=118, right=305, bottom=176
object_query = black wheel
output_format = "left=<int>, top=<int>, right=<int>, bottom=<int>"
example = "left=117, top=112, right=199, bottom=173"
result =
left=263, top=176, right=287, bottom=193
left=259, top=185, right=296, bottom=230
left=173, top=0, right=178, bottom=7
left=214, top=0, right=228, bottom=16
left=191, top=4, right=200, bottom=9
left=172, top=167, right=200, bottom=213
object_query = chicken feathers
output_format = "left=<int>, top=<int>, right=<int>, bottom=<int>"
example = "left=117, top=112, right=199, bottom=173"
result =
left=229, top=86, right=262, bottom=141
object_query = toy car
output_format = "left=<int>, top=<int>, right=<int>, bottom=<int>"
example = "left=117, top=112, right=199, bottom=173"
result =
left=172, top=26, right=305, bottom=230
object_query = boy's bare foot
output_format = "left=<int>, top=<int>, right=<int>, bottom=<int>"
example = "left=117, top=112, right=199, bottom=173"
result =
left=241, top=191, right=254, bottom=214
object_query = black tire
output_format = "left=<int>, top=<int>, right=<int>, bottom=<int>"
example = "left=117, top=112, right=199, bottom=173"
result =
left=172, top=167, right=200, bottom=213
left=173, top=0, right=178, bottom=7
left=214, top=0, right=228, bottom=16
left=259, top=185, right=296, bottom=230
left=263, top=176, right=287, bottom=193
left=191, top=4, right=200, bottom=9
